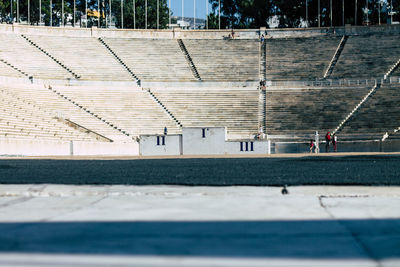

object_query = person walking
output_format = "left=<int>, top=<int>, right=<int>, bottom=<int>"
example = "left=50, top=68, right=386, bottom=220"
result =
left=309, top=139, right=315, bottom=153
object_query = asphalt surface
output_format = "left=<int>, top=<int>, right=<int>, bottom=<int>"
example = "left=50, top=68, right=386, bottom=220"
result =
left=0, top=155, right=400, bottom=185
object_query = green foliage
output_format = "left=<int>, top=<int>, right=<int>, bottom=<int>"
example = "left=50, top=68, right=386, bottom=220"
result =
left=0, top=0, right=398, bottom=28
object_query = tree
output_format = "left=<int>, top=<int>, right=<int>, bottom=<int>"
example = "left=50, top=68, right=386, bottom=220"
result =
left=111, top=0, right=169, bottom=29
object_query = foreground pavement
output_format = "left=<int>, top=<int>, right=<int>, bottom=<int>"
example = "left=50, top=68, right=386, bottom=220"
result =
left=0, top=185, right=399, bottom=266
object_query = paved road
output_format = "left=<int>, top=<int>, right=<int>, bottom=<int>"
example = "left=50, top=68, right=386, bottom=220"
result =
left=0, top=154, right=400, bottom=185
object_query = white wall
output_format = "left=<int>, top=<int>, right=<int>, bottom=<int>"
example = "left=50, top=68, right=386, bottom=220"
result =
left=0, top=139, right=70, bottom=156
left=0, top=139, right=139, bottom=156
left=225, top=140, right=271, bottom=155
left=182, top=127, right=227, bottom=155
left=140, top=127, right=271, bottom=156
left=73, top=141, right=139, bottom=156
left=140, top=135, right=181, bottom=156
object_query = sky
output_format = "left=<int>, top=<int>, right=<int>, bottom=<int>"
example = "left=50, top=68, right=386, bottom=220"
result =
left=169, top=0, right=212, bottom=20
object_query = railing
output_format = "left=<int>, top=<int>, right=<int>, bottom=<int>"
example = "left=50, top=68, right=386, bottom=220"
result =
left=267, top=77, right=400, bottom=88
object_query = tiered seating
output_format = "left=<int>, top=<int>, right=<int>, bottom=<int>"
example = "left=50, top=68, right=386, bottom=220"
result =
left=103, top=38, right=195, bottom=82
left=151, top=88, right=259, bottom=139
left=183, top=40, right=259, bottom=82
left=26, top=35, right=133, bottom=81
left=332, top=33, right=400, bottom=79
left=265, top=36, right=341, bottom=81
left=0, top=60, right=26, bottom=78
left=0, top=34, right=72, bottom=79
left=0, top=86, right=96, bottom=141
left=53, top=86, right=181, bottom=136
left=1, top=84, right=133, bottom=141
left=265, top=86, right=372, bottom=136
left=340, top=83, right=400, bottom=137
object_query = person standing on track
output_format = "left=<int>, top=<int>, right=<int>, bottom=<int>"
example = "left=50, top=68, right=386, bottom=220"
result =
left=325, top=132, right=331, bottom=152
left=332, top=133, right=337, bottom=152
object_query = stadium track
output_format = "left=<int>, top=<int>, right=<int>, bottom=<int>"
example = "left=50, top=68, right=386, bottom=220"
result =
left=1, top=153, right=400, bottom=186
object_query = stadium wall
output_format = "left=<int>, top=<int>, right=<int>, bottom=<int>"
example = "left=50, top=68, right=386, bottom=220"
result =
left=0, top=139, right=139, bottom=156
left=1, top=24, right=399, bottom=39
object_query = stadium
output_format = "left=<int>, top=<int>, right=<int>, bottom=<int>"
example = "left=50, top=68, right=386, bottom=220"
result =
left=1, top=4, right=400, bottom=266
left=0, top=23, right=399, bottom=156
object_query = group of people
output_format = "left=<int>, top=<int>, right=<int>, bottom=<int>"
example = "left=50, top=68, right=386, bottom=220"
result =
left=309, top=131, right=337, bottom=153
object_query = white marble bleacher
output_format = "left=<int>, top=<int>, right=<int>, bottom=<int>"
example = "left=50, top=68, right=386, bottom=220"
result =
left=265, top=86, right=372, bottom=137
left=183, top=39, right=259, bottom=82
left=0, top=84, right=128, bottom=141
left=265, top=36, right=341, bottom=81
left=0, top=86, right=95, bottom=141
left=340, top=83, right=400, bottom=137
left=53, top=86, right=181, bottom=137
left=332, top=33, right=400, bottom=79
left=103, top=38, right=195, bottom=82
left=150, top=88, right=259, bottom=139
left=25, top=35, right=133, bottom=81
left=0, top=60, right=26, bottom=78
left=0, top=33, right=72, bottom=80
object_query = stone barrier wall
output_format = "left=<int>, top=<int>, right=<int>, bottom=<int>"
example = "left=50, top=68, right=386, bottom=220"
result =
left=1, top=24, right=399, bottom=39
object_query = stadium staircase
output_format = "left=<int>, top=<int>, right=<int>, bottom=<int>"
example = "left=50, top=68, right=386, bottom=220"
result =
left=21, top=35, right=81, bottom=79
left=98, top=37, right=141, bottom=85
left=177, top=39, right=202, bottom=81
left=384, top=57, right=400, bottom=80
left=323, top=35, right=348, bottom=79
left=259, top=41, right=267, bottom=81
left=47, top=86, right=132, bottom=138
left=146, top=89, right=183, bottom=128
left=0, top=59, right=29, bottom=78
left=332, top=82, right=381, bottom=134
left=259, top=88, right=266, bottom=133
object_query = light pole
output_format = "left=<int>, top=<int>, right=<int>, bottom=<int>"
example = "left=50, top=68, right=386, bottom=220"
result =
left=318, top=0, right=320, bottom=27
left=157, top=0, right=159, bottom=29
left=133, top=0, right=135, bottom=29
left=169, top=0, right=171, bottom=28
left=10, top=0, right=13, bottom=23
left=98, top=0, right=100, bottom=27
left=306, top=0, right=308, bottom=27
left=73, top=0, right=75, bottom=26
left=342, top=0, right=345, bottom=26
left=378, top=0, right=381, bottom=25
left=330, top=0, right=332, bottom=27
left=145, top=0, right=147, bottom=29
left=391, top=0, right=393, bottom=24
left=121, top=0, right=123, bottom=28
left=181, top=0, right=184, bottom=26
left=218, top=0, right=220, bottom=29
left=206, top=0, right=208, bottom=29
left=16, top=0, right=19, bottom=22
left=194, top=0, right=196, bottom=29
left=355, top=0, right=357, bottom=25
left=109, top=0, right=112, bottom=28
left=28, top=0, right=30, bottom=24
left=62, top=0, right=64, bottom=26
left=39, top=0, right=41, bottom=24
left=85, top=0, right=87, bottom=27
left=50, top=0, right=52, bottom=26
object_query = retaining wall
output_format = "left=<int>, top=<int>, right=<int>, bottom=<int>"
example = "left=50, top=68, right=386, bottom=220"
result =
left=0, top=139, right=139, bottom=156
left=1, top=24, right=399, bottom=39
